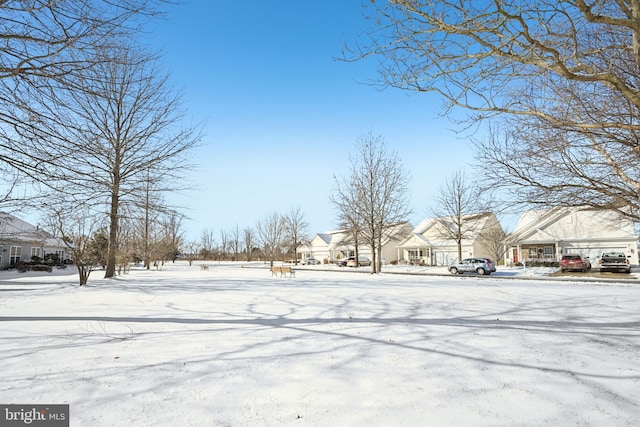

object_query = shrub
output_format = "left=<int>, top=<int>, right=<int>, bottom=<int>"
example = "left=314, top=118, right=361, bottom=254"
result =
left=525, top=260, right=559, bottom=268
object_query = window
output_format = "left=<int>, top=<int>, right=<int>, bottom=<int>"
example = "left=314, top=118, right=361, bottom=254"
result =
left=528, top=247, right=538, bottom=258
left=31, top=247, right=42, bottom=260
left=10, top=246, right=21, bottom=265
left=543, top=247, right=553, bottom=258
left=408, top=249, right=423, bottom=260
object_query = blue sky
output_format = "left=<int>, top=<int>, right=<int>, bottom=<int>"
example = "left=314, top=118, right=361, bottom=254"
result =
left=148, top=1, right=477, bottom=241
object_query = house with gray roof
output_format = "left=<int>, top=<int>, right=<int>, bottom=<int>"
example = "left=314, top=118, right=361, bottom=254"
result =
left=0, top=212, right=70, bottom=269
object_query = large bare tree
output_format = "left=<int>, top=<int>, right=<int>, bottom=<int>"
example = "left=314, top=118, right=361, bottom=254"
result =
left=15, top=45, right=200, bottom=278
left=333, top=132, right=411, bottom=273
left=352, top=1, right=640, bottom=221
left=0, top=1, right=165, bottom=80
left=0, top=1, right=168, bottom=204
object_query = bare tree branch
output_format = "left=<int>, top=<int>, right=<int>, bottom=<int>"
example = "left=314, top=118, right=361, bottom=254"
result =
left=332, top=131, right=412, bottom=273
left=351, top=1, right=640, bottom=219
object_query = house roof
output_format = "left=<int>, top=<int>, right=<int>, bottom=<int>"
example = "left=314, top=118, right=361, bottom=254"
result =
left=398, top=212, right=498, bottom=248
left=0, top=212, right=49, bottom=243
left=314, top=233, right=333, bottom=246
left=509, top=207, right=637, bottom=243
left=301, top=222, right=413, bottom=252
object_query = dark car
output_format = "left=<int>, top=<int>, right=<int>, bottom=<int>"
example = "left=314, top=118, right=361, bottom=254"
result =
left=560, top=254, right=591, bottom=272
left=448, top=258, right=496, bottom=275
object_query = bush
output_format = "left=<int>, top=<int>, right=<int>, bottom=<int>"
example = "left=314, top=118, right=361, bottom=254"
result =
left=525, top=260, right=559, bottom=268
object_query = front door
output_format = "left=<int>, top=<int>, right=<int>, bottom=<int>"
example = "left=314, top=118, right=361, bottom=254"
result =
left=513, top=248, right=519, bottom=263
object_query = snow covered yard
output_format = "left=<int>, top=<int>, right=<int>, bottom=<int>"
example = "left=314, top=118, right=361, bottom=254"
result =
left=1, top=262, right=638, bottom=426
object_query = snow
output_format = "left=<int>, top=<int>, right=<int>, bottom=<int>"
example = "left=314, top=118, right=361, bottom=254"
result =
left=1, top=262, right=639, bottom=426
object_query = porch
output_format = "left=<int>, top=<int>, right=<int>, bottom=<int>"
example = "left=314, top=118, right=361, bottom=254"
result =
left=510, top=244, right=559, bottom=265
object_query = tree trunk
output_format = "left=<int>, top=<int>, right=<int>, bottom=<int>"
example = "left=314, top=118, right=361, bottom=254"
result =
left=77, top=264, right=89, bottom=286
left=104, top=189, right=119, bottom=278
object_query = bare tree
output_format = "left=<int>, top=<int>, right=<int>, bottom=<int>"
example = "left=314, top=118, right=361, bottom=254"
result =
left=243, top=227, right=256, bottom=261
left=331, top=188, right=365, bottom=263
left=125, top=201, right=183, bottom=270
left=333, top=132, right=412, bottom=273
left=133, top=173, right=162, bottom=269
left=0, top=1, right=168, bottom=206
left=229, top=225, right=241, bottom=261
left=219, top=229, right=229, bottom=261
left=45, top=203, right=105, bottom=286
left=14, top=45, right=200, bottom=278
left=350, top=1, right=640, bottom=221
left=163, top=211, right=185, bottom=262
left=256, top=212, right=285, bottom=268
left=183, top=240, right=200, bottom=266
left=478, top=226, right=508, bottom=265
left=200, top=228, right=216, bottom=260
left=0, top=1, right=165, bottom=81
left=283, top=207, right=309, bottom=265
left=430, top=171, right=491, bottom=262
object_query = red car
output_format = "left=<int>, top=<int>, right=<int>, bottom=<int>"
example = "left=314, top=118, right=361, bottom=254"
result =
left=560, top=254, right=591, bottom=272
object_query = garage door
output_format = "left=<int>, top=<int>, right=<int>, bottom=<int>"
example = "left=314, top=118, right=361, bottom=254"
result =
left=565, top=247, right=625, bottom=261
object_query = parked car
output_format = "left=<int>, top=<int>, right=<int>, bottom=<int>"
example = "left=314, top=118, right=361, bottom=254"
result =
left=335, top=258, right=348, bottom=267
left=302, top=257, right=321, bottom=265
left=448, top=258, right=496, bottom=275
left=346, top=256, right=371, bottom=267
left=560, top=254, right=591, bottom=272
left=597, top=252, right=631, bottom=273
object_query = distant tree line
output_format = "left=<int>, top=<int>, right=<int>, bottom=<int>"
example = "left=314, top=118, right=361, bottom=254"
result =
left=185, top=207, right=310, bottom=267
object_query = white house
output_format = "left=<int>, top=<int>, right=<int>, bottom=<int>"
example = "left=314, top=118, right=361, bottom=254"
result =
left=0, top=212, right=70, bottom=269
left=396, top=212, right=505, bottom=266
left=505, top=207, right=639, bottom=266
left=299, top=222, right=413, bottom=264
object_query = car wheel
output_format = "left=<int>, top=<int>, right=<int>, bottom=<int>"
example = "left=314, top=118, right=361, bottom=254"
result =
left=476, top=267, right=486, bottom=275
left=449, top=267, right=458, bottom=275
